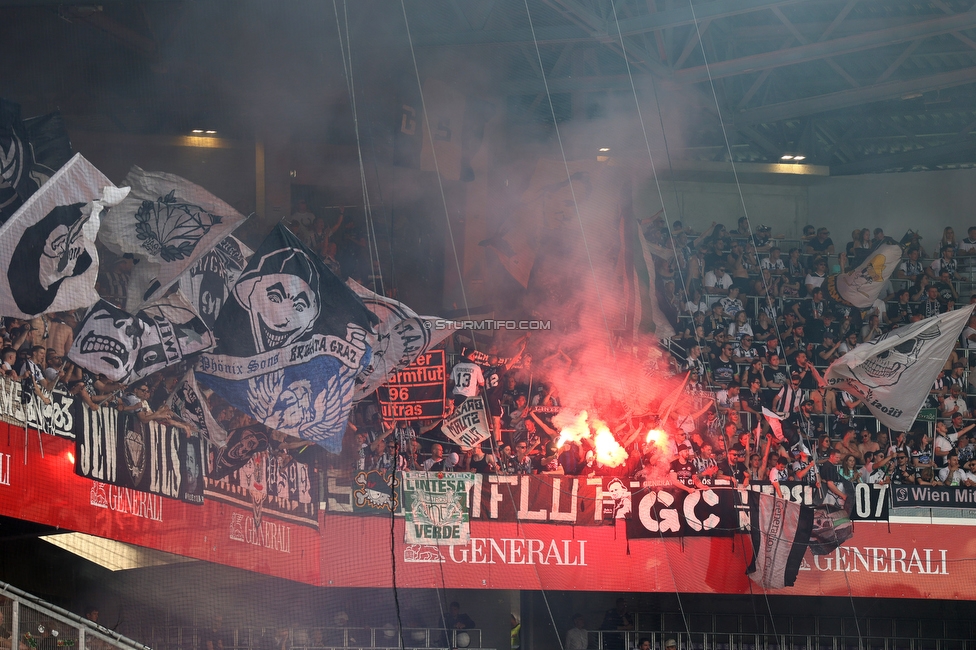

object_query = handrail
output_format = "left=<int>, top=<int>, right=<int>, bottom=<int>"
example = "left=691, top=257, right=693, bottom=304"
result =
left=0, top=579, right=151, bottom=650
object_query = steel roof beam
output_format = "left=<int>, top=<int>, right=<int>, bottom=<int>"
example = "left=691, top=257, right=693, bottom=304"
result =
left=735, top=65, right=976, bottom=124
left=831, top=138, right=976, bottom=174
left=413, top=0, right=803, bottom=48
left=675, top=11, right=976, bottom=84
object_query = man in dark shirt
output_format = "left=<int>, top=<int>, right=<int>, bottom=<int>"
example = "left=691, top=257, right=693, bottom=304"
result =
left=599, top=599, right=633, bottom=650
left=710, top=343, right=737, bottom=387
left=915, top=285, right=945, bottom=318
left=199, top=615, right=231, bottom=650
left=819, top=448, right=847, bottom=507
left=446, top=602, right=476, bottom=631
left=669, top=446, right=698, bottom=493
left=934, top=269, right=958, bottom=304
left=741, top=377, right=764, bottom=415
left=890, top=451, right=917, bottom=485
left=806, top=228, right=834, bottom=255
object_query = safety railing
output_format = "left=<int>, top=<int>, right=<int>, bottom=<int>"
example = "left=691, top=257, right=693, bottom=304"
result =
left=143, top=627, right=484, bottom=650
left=586, top=631, right=975, bottom=650
left=0, top=580, right=150, bottom=650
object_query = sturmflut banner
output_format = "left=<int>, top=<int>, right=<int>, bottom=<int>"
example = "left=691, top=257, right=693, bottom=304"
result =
left=402, top=471, right=475, bottom=545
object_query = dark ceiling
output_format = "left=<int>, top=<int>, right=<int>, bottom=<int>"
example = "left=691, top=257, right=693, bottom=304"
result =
left=2, top=0, right=976, bottom=177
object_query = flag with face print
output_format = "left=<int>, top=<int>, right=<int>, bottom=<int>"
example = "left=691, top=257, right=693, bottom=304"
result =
left=195, top=224, right=377, bottom=452
left=0, top=153, right=127, bottom=319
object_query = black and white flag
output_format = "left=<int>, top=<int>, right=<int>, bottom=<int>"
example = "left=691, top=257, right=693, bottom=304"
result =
left=177, top=235, right=252, bottom=329
left=167, top=369, right=229, bottom=447
left=825, top=306, right=974, bottom=430
left=195, top=224, right=377, bottom=453
left=347, top=279, right=451, bottom=400
left=747, top=491, right=814, bottom=590
left=0, top=99, right=74, bottom=224
left=0, top=153, right=127, bottom=319
left=68, top=294, right=214, bottom=383
left=98, top=166, right=247, bottom=311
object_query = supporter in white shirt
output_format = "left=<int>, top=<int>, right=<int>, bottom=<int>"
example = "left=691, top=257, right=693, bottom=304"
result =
left=959, top=226, right=976, bottom=255
left=962, top=313, right=976, bottom=350
left=704, top=265, right=733, bottom=300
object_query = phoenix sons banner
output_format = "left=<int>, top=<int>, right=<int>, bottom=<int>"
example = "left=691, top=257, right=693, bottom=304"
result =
left=196, top=224, right=376, bottom=452
left=74, top=401, right=204, bottom=505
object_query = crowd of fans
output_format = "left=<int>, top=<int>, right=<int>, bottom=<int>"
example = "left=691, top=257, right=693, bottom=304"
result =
left=346, top=217, right=976, bottom=503
left=5, top=213, right=976, bottom=503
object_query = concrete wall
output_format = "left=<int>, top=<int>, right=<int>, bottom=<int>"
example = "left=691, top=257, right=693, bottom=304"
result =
left=634, top=167, right=976, bottom=248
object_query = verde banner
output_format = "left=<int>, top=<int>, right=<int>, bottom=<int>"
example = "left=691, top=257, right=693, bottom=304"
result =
left=402, top=471, right=474, bottom=545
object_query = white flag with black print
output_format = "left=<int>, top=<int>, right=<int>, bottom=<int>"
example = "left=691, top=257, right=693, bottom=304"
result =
left=98, top=166, right=247, bottom=311
left=68, top=293, right=215, bottom=384
left=346, top=279, right=451, bottom=400
left=825, top=306, right=974, bottom=430
left=825, top=239, right=903, bottom=308
left=0, top=153, right=128, bottom=319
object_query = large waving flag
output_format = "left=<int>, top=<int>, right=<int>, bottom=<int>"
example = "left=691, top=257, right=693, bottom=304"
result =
left=747, top=492, right=814, bottom=589
left=825, top=238, right=903, bottom=308
left=0, top=153, right=127, bottom=319
left=168, top=369, right=230, bottom=447
left=195, top=224, right=376, bottom=452
left=347, top=279, right=451, bottom=400
left=177, top=235, right=253, bottom=329
left=98, top=166, right=247, bottom=311
left=1, top=99, right=74, bottom=224
left=68, top=294, right=214, bottom=383
left=825, top=306, right=974, bottom=430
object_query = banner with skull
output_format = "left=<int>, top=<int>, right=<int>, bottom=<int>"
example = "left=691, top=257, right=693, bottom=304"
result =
left=0, top=99, right=74, bottom=224
left=0, top=153, right=128, bottom=319
left=195, top=224, right=377, bottom=453
left=825, top=239, right=903, bottom=309
left=825, top=306, right=974, bottom=430
left=68, top=294, right=215, bottom=384
left=346, top=279, right=451, bottom=401
left=98, top=166, right=248, bottom=312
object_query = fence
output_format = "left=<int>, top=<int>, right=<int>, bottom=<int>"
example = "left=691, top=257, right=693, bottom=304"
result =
left=0, top=580, right=149, bottom=650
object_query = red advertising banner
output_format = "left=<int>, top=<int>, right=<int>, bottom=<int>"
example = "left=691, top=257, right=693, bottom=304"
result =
left=0, top=422, right=320, bottom=585
left=0, top=421, right=973, bottom=600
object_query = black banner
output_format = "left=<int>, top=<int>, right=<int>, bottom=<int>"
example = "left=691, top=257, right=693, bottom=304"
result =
left=376, top=349, right=445, bottom=422
left=73, top=401, right=204, bottom=505
left=891, top=484, right=976, bottom=509
left=627, top=487, right=740, bottom=538
left=849, top=483, right=890, bottom=520
left=204, top=448, right=318, bottom=528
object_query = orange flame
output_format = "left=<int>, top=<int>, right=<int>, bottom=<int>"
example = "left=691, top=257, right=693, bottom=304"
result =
left=644, top=428, right=669, bottom=452
left=592, top=421, right=628, bottom=467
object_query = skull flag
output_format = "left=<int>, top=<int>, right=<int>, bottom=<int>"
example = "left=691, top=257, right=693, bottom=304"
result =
left=98, top=166, right=248, bottom=311
left=0, top=153, right=128, bottom=319
left=0, top=98, right=74, bottom=224
left=68, top=294, right=215, bottom=383
left=825, top=306, right=974, bottom=430
left=195, top=224, right=377, bottom=453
